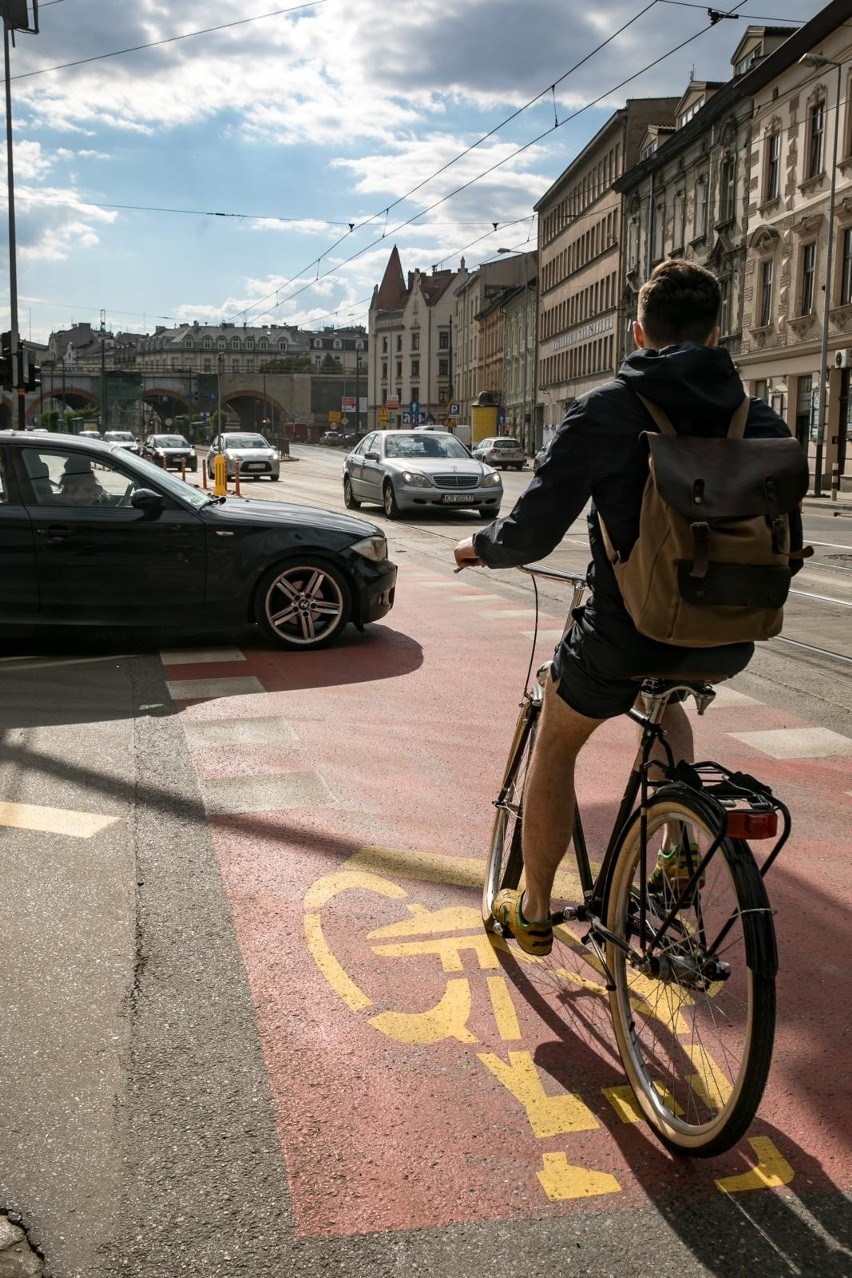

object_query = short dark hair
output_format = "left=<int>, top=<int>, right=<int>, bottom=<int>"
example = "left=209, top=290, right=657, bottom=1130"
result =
left=637, top=259, right=721, bottom=349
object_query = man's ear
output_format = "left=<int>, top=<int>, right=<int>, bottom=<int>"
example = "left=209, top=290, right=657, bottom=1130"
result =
left=633, top=320, right=646, bottom=349
left=705, top=325, right=721, bottom=348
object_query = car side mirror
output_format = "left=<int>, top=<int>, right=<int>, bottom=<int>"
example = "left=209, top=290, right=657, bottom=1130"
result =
left=130, top=488, right=164, bottom=512
left=365, top=450, right=380, bottom=461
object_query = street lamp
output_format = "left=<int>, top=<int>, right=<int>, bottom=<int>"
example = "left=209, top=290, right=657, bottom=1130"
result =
left=799, top=51, right=843, bottom=497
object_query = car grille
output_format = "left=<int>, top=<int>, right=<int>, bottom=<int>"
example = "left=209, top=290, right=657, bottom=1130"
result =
left=432, top=473, right=479, bottom=490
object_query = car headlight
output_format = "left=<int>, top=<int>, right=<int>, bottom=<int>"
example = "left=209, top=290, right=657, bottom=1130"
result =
left=400, top=470, right=433, bottom=488
left=351, top=533, right=388, bottom=562
left=482, top=471, right=502, bottom=487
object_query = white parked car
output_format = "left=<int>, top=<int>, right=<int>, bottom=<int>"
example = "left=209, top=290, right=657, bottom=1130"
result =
left=342, top=429, right=502, bottom=520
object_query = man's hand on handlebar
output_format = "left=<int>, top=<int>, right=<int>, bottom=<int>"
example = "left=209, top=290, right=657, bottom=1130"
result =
left=453, top=536, right=484, bottom=571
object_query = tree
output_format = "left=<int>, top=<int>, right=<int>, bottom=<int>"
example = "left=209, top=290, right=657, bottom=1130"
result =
left=259, top=356, right=312, bottom=373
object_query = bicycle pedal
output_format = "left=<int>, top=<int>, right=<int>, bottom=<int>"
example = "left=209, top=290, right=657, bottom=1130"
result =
left=551, top=907, right=578, bottom=923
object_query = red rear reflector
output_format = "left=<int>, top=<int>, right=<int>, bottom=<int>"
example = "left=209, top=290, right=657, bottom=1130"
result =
left=725, top=810, right=778, bottom=840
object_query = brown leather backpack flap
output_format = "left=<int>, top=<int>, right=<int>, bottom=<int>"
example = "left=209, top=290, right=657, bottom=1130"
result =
left=646, top=434, right=809, bottom=518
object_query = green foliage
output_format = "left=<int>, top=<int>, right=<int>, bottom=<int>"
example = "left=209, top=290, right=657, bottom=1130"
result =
left=258, top=356, right=312, bottom=372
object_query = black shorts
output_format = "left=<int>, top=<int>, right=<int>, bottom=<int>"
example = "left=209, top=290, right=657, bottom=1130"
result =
left=552, top=606, right=754, bottom=720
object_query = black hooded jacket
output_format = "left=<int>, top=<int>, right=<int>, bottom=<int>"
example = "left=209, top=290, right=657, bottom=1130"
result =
left=473, top=342, right=804, bottom=641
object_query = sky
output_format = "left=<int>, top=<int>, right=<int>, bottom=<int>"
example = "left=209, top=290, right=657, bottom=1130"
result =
left=0, top=0, right=826, bottom=344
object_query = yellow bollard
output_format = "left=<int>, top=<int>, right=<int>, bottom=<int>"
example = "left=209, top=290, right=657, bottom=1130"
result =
left=213, top=453, right=228, bottom=496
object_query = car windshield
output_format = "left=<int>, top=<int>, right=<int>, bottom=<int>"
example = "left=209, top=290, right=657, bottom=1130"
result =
left=385, top=433, right=470, bottom=460
left=492, top=439, right=521, bottom=449
left=106, top=432, right=134, bottom=441
left=224, top=435, right=268, bottom=448
left=153, top=435, right=189, bottom=447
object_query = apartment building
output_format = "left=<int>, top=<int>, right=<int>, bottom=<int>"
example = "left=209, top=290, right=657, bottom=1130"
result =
left=615, top=27, right=796, bottom=367
left=367, top=247, right=462, bottom=429
left=739, top=0, right=852, bottom=486
left=535, top=97, right=679, bottom=436
left=451, top=253, right=535, bottom=425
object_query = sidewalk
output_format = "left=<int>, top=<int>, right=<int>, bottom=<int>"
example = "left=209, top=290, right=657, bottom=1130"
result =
left=802, top=491, right=852, bottom=513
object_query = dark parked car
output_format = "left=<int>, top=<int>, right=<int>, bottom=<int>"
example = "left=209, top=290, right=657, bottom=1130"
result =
left=0, top=433, right=397, bottom=650
left=142, top=433, right=198, bottom=473
left=342, top=429, right=502, bottom=519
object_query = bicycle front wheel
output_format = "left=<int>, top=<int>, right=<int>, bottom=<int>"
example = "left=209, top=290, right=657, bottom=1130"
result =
left=606, top=791, right=777, bottom=1157
left=482, top=698, right=539, bottom=928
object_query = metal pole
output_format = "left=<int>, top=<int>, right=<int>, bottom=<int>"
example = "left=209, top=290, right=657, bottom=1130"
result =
left=217, top=353, right=222, bottom=429
left=814, top=60, right=842, bottom=499
left=100, top=310, right=107, bottom=431
left=3, top=18, right=24, bottom=430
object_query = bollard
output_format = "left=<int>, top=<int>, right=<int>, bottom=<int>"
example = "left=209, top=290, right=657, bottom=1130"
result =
left=234, top=459, right=241, bottom=497
left=201, top=458, right=208, bottom=490
left=213, top=453, right=227, bottom=496
left=831, top=461, right=839, bottom=502
left=181, top=458, right=186, bottom=482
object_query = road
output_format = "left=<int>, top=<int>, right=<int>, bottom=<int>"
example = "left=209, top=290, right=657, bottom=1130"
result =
left=0, top=447, right=849, bottom=1277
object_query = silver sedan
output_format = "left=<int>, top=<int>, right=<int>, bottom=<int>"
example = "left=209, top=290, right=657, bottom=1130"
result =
left=342, top=430, right=502, bottom=519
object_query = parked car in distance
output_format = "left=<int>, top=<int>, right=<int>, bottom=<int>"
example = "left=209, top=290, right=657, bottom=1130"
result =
left=321, top=431, right=343, bottom=445
left=104, top=430, right=140, bottom=455
left=471, top=436, right=526, bottom=470
left=142, top=433, right=198, bottom=473
left=0, top=432, right=396, bottom=650
left=342, top=429, right=502, bottom=520
left=207, top=432, right=280, bottom=481
left=78, top=429, right=103, bottom=441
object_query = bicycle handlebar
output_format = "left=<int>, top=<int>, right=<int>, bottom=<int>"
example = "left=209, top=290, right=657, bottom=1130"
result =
left=516, top=563, right=588, bottom=589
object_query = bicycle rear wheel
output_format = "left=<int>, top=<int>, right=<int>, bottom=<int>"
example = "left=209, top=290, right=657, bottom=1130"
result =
left=482, top=698, right=539, bottom=928
left=606, top=790, right=777, bottom=1157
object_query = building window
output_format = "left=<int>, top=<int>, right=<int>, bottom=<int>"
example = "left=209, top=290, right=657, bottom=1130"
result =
left=382, top=336, right=388, bottom=353
left=411, top=387, right=419, bottom=405
left=411, top=359, right=419, bottom=377
left=800, top=241, right=816, bottom=314
left=278, top=340, right=287, bottom=352
left=245, top=338, right=254, bottom=351
left=719, top=276, right=731, bottom=335
left=231, top=338, right=240, bottom=350
left=719, top=156, right=736, bottom=223
left=411, top=332, right=420, bottom=350
left=381, top=361, right=388, bottom=380
left=231, top=358, right=240, bottom=372
left=202, top=336, right=212, bottom=349
left=754, top=379, right=768, bottom=401
left=184, top=336, right=192, bottom=348
left=438, top=331, right=449, bottom=350
left=766, top=131, right=781, bottom=200
left=246, top=359, right=254, bottom=372
left=673, top=191, right=685, bottom=250
left=808, top=100, right=825, bottom=178
left=396, top=336, right=403, bottom=352
left=202, top=358, right=211, bottom=372
left=795, top=373, right=813, bottom=449
left=217, top=337, right=226, bottom=349
left=653, top=200, right=665, bottom=260
left=396, top=360, right=402, bottom=379
left=759, top=258, right=774, bottom=327
left=840, top=227, right=852, bottom=306
left=695, top=175, right=708, bottom=239
left=259, top=338, right=268, bottom=350
left=314, top=339, right=322, bottom=349
left=438, top=358, right=449, bottom=377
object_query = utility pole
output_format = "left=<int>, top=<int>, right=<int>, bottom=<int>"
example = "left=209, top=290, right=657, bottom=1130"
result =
left=100, top=309, right=107, bottom=431
left=2, top=2, right=40, bottom=430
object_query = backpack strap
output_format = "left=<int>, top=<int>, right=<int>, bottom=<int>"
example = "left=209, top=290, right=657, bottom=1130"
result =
left=634, top=391, right=751, bottom=439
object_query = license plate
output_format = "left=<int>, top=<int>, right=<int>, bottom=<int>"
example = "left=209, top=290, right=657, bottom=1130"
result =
left=244, top=462, right=265, bottom=470
left=443, top=494, right=476, bottom=504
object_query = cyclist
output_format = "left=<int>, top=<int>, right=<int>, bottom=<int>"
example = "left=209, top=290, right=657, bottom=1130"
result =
left=453, top=260, right=803, bottom=956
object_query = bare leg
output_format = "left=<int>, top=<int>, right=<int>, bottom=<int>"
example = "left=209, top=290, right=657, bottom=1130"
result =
left=520, top=675, right=606, bottom=923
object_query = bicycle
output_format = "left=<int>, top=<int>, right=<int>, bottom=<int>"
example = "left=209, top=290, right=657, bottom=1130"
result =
left=483, top=564, right=790, bottom=1157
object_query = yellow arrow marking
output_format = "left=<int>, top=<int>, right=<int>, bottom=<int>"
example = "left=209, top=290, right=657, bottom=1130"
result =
left=602, top=1083, right=683, bottom=1123
left=368, top=903, right=483, bottom=938
left=369, top=978, right=477, bottom=1044
left=686, top=1044, right=733, bottom=1109
left=0, top=802, right=120, bottom=839
left=715, top=1136, right=795, bottom=1193
left=537, top=1153, right=621, bottom=1200
left=478, top=1050, right=599, bottom=1137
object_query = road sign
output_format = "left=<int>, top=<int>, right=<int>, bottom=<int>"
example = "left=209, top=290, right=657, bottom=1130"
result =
left=340, top=416, right=349, bottom=428
left=418, top=412, right=428, bottom=425
left=450, top=402, right=460, bottom=417
left=402, top=412, right=412, bottom=425
left=329, top=410, right=342, bottom=423
left=409, top=401, right=419, bottom=415
left=386, top=396, right=400, bottom=410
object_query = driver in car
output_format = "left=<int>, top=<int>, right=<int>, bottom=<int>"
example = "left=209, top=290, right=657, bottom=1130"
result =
left=56, top=456, right=109, bottom=506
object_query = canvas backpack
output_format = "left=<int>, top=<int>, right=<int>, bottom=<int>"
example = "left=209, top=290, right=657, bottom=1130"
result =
left=599, top=392, right=811, bottom=648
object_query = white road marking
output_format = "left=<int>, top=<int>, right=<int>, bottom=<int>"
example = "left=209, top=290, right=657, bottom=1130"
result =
left=730, top=727, right=852, bottom=759
left=789, top=588, right=852, bottom=608
left=160, top=647, right=247, bottom=665
left=166, top=676, right=265, bottom=700
left=0, top=802, right=121, bottom=838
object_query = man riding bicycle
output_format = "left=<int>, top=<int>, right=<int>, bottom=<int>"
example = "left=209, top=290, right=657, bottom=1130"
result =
left=453, top=259, right=803, bottom=957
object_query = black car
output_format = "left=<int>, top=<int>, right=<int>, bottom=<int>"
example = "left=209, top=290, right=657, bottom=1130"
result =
left=0, top=433, right=397, bottom=650
left=142, top=433, right=198, bottom=473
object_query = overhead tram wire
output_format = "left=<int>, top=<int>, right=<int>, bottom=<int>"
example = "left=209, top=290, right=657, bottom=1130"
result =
left=241, top=1, right=751, bottom=326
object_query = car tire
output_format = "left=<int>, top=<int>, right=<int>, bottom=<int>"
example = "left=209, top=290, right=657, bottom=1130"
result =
left=269, top=475, right=279, bottom=481
left=254, top=557, right=352, bottom=650
left=382, top=481, right=401, bottom=520
left=479, top=507, right=499, bottom=519
left=343, top=476, right=361, bottom=509
left=514, top=464, right=523, bottom=470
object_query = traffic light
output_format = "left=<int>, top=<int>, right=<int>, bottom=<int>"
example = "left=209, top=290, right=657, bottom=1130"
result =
left=21, top=348, right=41, bottom=392
left=0, top=331, right=12, bottom=390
